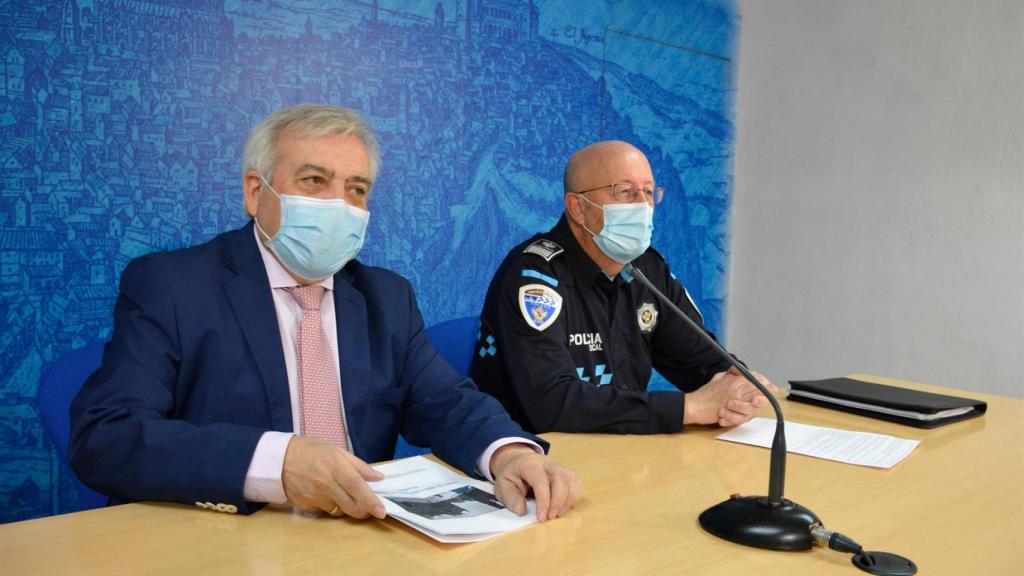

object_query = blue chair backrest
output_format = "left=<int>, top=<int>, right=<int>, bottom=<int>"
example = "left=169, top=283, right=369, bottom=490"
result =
left=392, top=316, right=480, bottom=459
left=425, top=315, right=480, bottom=376
left=36, top=340, right=109, bottom=511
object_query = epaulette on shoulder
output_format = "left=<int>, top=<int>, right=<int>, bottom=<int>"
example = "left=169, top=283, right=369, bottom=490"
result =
left=522, top=238, right=564, bottom=262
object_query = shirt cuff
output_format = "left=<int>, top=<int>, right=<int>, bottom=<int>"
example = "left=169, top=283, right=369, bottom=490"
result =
left=476, top=437, right=544, bottom=482
left=242, top=431, right=295, bottom=504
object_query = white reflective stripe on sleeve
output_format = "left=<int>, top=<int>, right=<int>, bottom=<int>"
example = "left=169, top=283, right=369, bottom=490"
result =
left=683, top=287, right=704, bottom=323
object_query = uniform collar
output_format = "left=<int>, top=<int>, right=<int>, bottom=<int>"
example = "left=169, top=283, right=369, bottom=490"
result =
left=549, top=215, right=626, bottom=290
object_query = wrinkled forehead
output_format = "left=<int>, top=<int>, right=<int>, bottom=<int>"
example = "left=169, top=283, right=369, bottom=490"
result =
left=276, top=130, right=371, bottom=175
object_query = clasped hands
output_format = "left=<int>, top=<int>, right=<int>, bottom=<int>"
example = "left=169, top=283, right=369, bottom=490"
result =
left=281, top=438, right=582, bottom=521
left=684, top=366, right=780, bottom=427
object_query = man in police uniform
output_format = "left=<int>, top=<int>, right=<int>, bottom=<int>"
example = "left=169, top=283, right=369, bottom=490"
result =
left=471, top=140, right=777, bottom=434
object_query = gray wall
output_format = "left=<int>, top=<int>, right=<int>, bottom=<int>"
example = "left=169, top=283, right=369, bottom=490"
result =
left=730, top=0, right=1023, bottom=398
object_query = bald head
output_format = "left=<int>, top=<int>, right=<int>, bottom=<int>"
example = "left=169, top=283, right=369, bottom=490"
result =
left=561, top=140, right=655, bottom=275
left=563, top=140, right=652, bottom=194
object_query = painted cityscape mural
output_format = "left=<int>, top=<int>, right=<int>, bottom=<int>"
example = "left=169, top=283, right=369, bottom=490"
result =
left=0, top=0, right=737, bottom=522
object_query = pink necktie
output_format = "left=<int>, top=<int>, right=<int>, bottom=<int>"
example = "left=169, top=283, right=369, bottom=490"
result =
left=287, top=285, right=349, bottom=451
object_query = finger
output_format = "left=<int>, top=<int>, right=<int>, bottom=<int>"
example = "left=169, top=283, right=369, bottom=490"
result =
left=495, top=476, right=526, bottom=516
left=718, top=413, right=749, bottom=427
left=325, top=488, right=360, bottom=518
left=333, top=464, right=387, bottom=519
left=718, top=406, right=753, bottom=427
left=345, top=453, right=385, bottom=482
left=519, top=462, right=552, bottom=522
left=547, top=467, right=569, bottom=519
left=727, top=408, right=755, bottom=425
left=559, top=472, right=582, bottom=517
left=726, top=398, right=756, bottom=416
left=492, top=478, right=507, bottom=510
left=297, top=484, right=347, bottom=516
left=736, top=382, right=766, bottom=402
left=495, top=470, right=530, bottom=515
left=570, top=477, right=585, bottom=514
left=727, top=369, right=775, bottom=398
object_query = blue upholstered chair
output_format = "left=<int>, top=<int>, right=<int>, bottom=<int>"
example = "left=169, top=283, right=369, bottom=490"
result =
left=392, top=315, right=480, bottom=458
left=424, top=315, right=480, bottom=376
left=36, top=340, right=109, bottom=512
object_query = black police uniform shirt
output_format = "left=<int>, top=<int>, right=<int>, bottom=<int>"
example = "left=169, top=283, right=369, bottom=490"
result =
left=470, top=215, right=736, bottom=434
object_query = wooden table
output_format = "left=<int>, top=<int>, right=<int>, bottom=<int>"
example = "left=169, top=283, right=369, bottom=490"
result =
left=2, top=375, right=1022, bottom=575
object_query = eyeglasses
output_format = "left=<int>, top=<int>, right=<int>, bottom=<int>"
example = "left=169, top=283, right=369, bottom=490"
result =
left=575, top=182, right=664, bottom=205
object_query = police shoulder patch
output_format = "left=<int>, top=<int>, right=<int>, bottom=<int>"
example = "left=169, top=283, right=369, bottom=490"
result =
left=522, top=239, right=564, bottom=261
left=518, top=283, right=563, bottom=331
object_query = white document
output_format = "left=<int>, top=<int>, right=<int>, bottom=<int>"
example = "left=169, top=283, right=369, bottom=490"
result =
left=715, top=417, right=919, bottom=469
left=369, top=456, right=537, bottom=543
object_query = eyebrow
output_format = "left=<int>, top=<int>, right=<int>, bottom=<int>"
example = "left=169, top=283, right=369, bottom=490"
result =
left=294, top=163, right=334, bottom=177
left=294, top=164, right=372, bottom=187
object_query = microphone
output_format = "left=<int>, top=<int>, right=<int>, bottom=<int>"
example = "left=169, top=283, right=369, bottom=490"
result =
left=627, top=264, right=918, bottom=573
left=626, top=263, right=817, bottom=549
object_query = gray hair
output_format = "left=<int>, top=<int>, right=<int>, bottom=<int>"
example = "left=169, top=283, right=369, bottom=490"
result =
left=242, top=104, right=381, bottom=183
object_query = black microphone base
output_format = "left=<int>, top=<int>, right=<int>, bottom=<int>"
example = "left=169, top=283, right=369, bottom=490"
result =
left=699, top=495, right=820, bottom=551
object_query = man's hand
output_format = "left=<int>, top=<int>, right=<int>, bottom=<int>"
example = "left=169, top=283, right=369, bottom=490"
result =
left=489, top=445, right=583, bottom=523
left=282, top=436, right=386, bottom=519
left=684, top=367, right=780, bottom=427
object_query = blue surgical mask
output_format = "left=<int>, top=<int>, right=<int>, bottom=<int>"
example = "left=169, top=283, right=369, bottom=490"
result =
left=579, top=195, right=653, bottom=264
left=254, top=176, right=369, bottom=281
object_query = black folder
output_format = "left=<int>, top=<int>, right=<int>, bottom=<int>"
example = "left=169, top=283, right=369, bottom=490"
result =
left=787, top=377, right=987, bottom=428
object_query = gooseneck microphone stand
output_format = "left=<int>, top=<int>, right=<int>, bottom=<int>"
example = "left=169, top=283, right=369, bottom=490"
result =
left=628, top=265, right=819, bottom=549
left=628, top=264, right=917, bottom=574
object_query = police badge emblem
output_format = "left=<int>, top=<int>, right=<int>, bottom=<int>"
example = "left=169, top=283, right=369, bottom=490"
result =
left=519, top=284, right=562, bottom=331
left=637, top=302, right=658, bottom=333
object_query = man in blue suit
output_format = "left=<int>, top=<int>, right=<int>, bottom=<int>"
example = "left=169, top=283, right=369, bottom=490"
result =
left=70, top=105, right=582, bottom=522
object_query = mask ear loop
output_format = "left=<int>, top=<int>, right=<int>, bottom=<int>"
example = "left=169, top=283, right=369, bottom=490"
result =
left=574, top=193, right=603, bottom=239
left=254, top=174, right=281, bottom=242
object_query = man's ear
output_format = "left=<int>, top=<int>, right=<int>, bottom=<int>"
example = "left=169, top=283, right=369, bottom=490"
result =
left=565, top=193, right=586, bottom=226
left=242, top=170, right=264, bottom=218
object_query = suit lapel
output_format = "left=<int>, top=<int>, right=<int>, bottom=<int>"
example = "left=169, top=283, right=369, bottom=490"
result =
left=333, top=267, right=371, bottom=454
left=223, top=223, right=294, bottom=433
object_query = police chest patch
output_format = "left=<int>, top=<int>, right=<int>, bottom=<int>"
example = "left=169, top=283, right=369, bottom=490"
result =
left=519, top=284, right=562, bottom=331
left=522, top=239, right=564, bottom=261
left=637, top=302, right=658, bottom=333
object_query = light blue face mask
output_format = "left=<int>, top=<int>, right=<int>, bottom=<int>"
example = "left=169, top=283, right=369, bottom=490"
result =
left=579, top=195, right=654, bottom=264
left=254, top=176, right=370, bottom=281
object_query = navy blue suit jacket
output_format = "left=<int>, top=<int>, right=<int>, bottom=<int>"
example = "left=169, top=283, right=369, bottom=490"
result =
left=69, top=223, right=544, bottom=514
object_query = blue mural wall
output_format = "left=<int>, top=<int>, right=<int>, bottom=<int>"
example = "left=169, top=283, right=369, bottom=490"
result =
left=0, top=0, right=737, bottom=523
